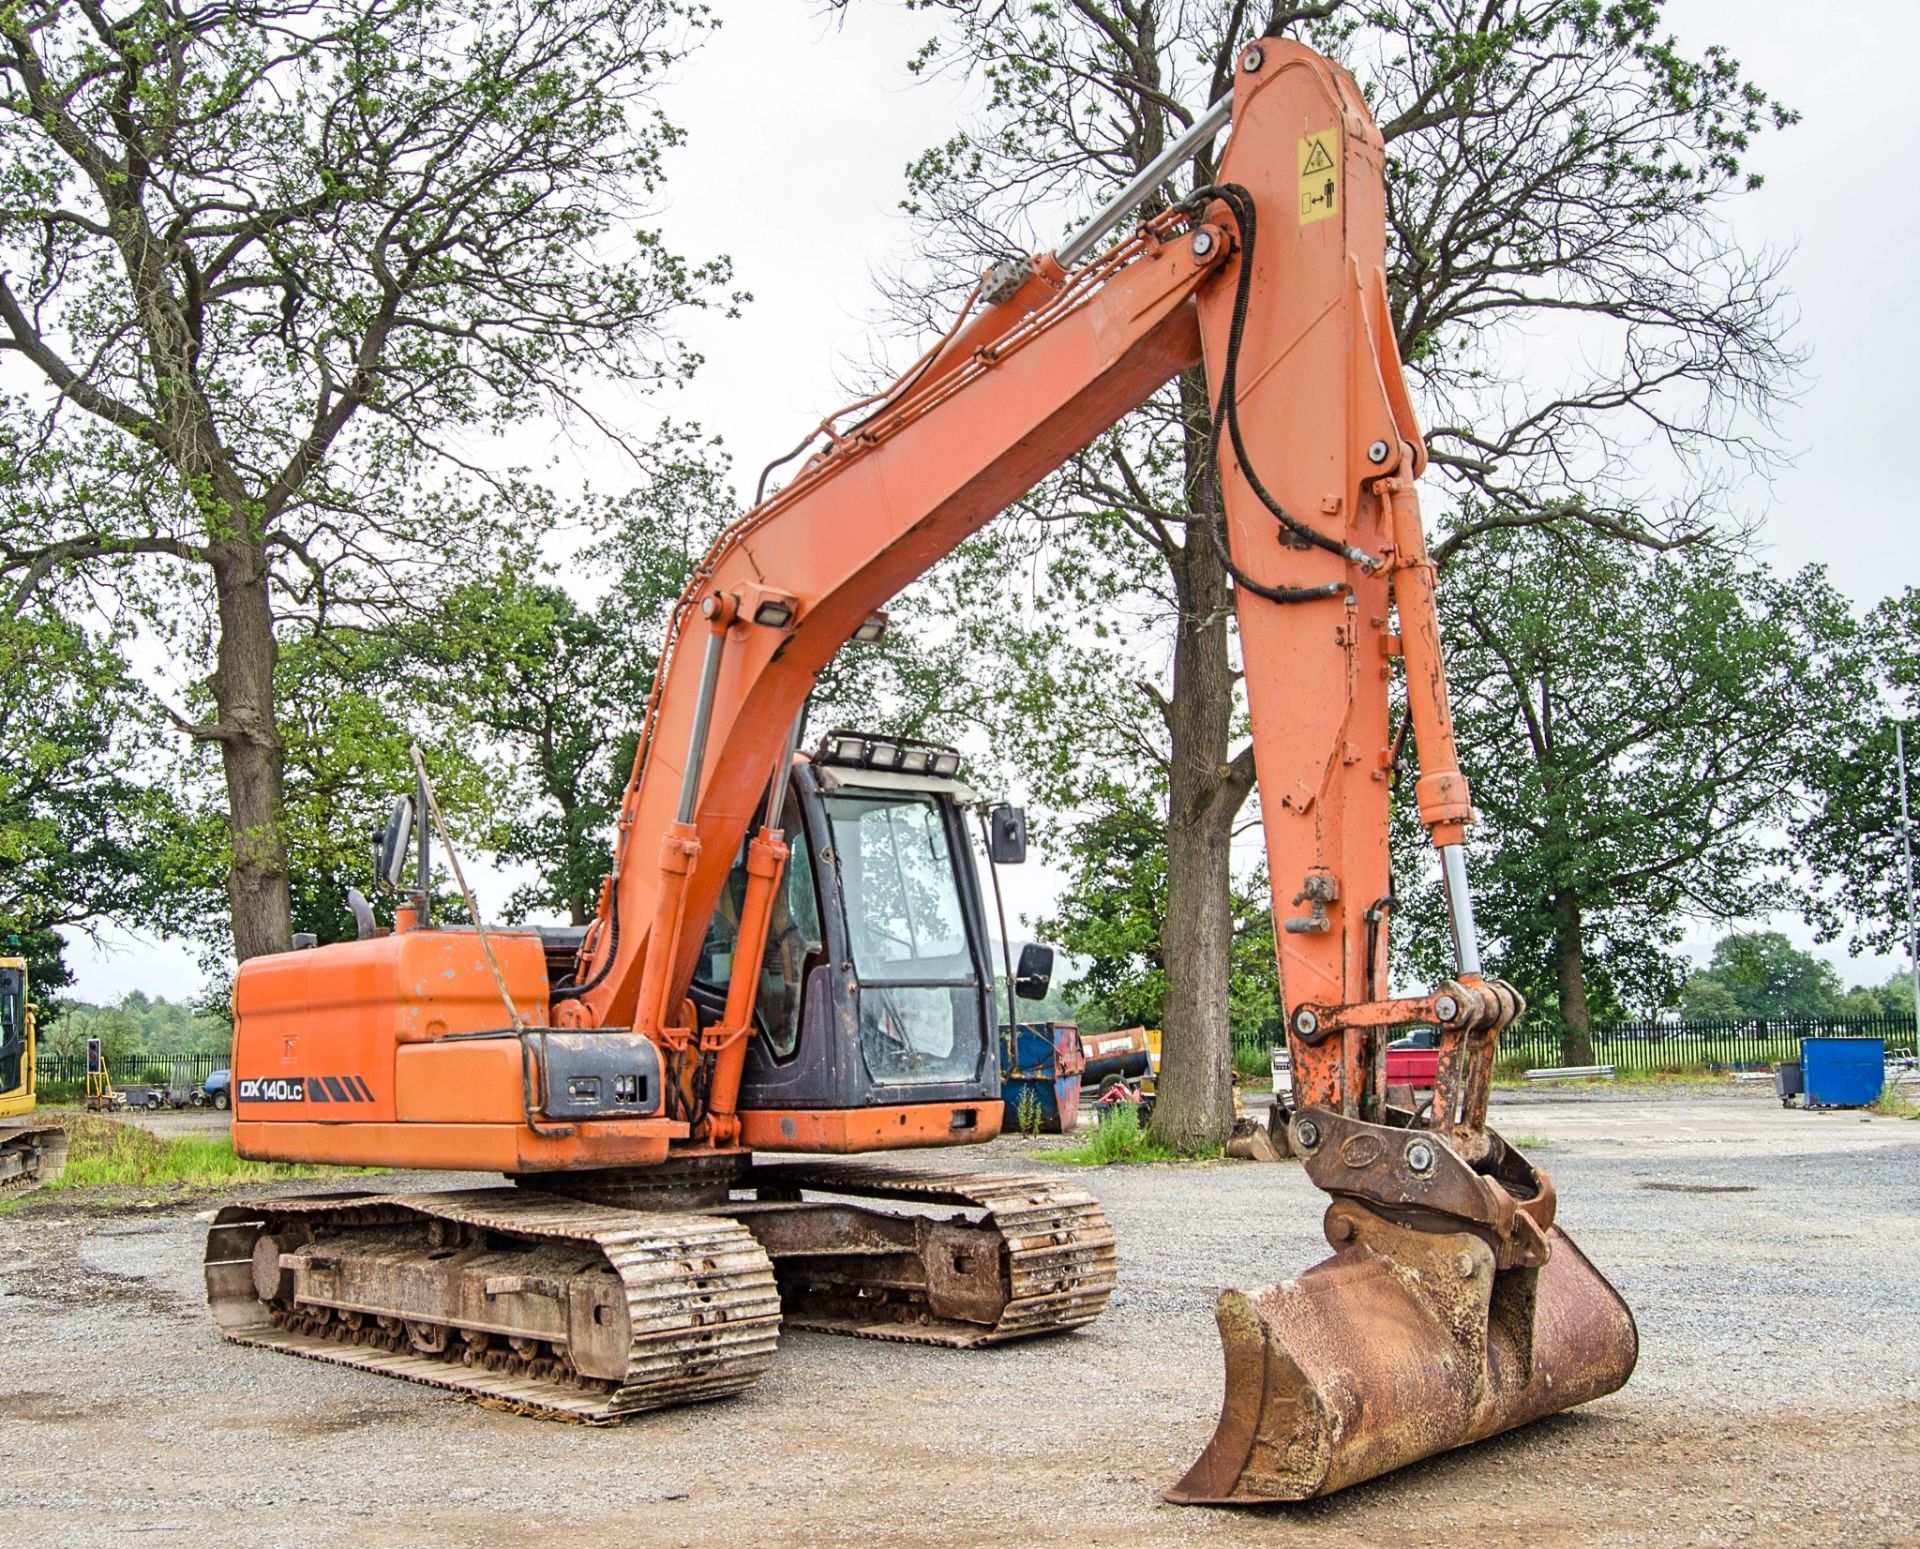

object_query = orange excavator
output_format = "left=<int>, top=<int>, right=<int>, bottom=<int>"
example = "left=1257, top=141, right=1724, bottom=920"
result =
left=206, top=38, right=1636, bottom=1501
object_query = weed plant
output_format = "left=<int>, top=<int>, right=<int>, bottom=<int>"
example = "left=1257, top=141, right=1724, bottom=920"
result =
left=1053, top=1102, right=1208, bottom=1164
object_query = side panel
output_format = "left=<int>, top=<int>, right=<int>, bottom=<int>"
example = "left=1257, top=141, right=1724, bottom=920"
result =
left=740, top=1100, right=1001, bottom=1153
left=232, top=928, right=552, bottom=1129
left=231, top=930, right=555, bottom=1164
left=231, top=1118, right=678, bottom=1173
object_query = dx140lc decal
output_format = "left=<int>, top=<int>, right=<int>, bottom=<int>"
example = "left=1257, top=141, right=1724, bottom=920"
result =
left=237, top=1075, right=373, bottom=1103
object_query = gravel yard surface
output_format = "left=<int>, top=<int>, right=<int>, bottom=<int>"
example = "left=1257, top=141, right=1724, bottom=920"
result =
left=2, top=1085, right=1915, bottom=1548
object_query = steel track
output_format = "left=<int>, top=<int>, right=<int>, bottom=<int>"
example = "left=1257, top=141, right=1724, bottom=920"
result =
left=739, top=1160, right=1118, bottom=1346
left=205, top=1189, right=782, bottom=1421
left=0, top=1124, right=67, bottom=1192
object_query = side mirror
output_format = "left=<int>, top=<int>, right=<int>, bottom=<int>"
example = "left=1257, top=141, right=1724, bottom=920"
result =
left=988, top=804, right=1027, bottom=865
left=1014, top=942, right=1054, bottom=1001
left=346, top=886, right=378, bottom=942
left=377, top=796, right=415, bottom=888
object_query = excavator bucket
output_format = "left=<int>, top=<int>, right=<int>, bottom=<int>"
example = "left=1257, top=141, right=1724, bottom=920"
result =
left=1167, top=1202, right=1637, bottom=1503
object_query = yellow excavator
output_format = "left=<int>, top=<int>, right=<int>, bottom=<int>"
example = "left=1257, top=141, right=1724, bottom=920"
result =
left=1, top=953, right=69, bottom=1191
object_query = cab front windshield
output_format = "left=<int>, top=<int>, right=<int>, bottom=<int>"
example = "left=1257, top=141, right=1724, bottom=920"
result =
left=826, top=792, right=984, bottom=1086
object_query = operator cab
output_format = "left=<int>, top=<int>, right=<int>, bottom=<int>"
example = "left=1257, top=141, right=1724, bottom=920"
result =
left=691, top=733, right=1027, bottom=1114
left=0, top=962, right=25, bottom=1098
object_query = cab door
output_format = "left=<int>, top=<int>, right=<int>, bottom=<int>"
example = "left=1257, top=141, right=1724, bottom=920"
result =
left=727, top=762, right=1000, bottom=1112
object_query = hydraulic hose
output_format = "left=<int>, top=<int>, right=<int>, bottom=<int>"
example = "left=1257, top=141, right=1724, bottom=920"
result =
left=1188, top=181, right=1374, bottom=603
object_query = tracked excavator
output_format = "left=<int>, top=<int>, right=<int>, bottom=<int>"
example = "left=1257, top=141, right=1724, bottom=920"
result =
left=1, top=955, right=69, bottom=1190
left=206, top=38, right=1637, bottom=1501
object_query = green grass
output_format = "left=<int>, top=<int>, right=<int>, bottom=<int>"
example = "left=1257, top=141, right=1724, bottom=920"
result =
left=1608, top=1063, right=1720, bottom=1085
left=1871, top=1086, right=1920, bottom=1119
left=41, top=1114, right=380, bottom=1198
left=35, top=1078, right=85, bottom=1104
left=1506, top=1132, right=1552, bottom=1149
left=1492, top=1055, right=1532, bottom=1086
left=1493, top=1061, right=1729, bottom=1089
left=1054, top=1102, right=1222, bottom=1165
left=1231, top=1041, right=1272, bottom=1080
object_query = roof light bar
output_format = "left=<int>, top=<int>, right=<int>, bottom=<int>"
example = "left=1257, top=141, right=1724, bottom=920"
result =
left=812, top=729, right=966, bottom=780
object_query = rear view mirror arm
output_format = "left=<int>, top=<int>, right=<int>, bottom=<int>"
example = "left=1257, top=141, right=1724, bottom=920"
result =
left=973, top=804, right=1019, bottom=1039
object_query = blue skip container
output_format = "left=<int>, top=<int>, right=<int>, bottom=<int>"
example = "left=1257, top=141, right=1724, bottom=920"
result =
left=1798, top=1037, right=1884, bottom=1109
left=1000, top=1021, right=1084, bottom=1134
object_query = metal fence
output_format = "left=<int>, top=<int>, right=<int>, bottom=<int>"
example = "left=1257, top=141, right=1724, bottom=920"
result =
left=36, top=1051, right=227, bottom=1089
left=1496, top=1014, right=1919, bottom=1073
left=1237, top=1013, right=1920, bottom=1075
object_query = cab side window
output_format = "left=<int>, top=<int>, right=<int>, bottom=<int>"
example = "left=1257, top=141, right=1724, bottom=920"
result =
left=695, top=818, right=823, bottom=1061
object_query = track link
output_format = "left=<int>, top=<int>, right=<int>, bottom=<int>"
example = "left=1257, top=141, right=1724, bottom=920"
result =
left=205, top=1189, right=780, bottom=1421
left=0, top=1124, right=68, bottom=1193
left=738, top=1160, right=1117, bottom=1346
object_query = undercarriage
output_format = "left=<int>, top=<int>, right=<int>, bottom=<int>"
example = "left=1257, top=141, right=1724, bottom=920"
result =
left=0, top=1123, right=67, bottom=1192
left=204, top=1159, right=1116, bottom=1419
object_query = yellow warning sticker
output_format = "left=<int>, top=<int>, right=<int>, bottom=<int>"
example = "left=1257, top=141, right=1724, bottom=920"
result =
left=1299, top=129, right=1338, bottom=225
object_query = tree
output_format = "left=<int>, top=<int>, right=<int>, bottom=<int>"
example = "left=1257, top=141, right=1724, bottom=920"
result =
left=402, top=425, right=951, bottom=925
left=1393, top=529, right=1864, bottom=1061
left=0, top=605, right=210, bottom=982
left=1835, top=973, right=1914, bottom=1023
left=1033, top=783, right=1281, bottom=1043
left=9, top=926, right=73, bottom=1015
left=859, top=0, right=1795, bottom=1146
left=269, top=625, right=497, bottom=942
left=1694, top=932, right=1840, bottom=1020
left=445, top=436, right=739, bottom=923
left=1041, top=788, right=1176, bottom=1035
left=48, top=1001, right=145, bottom=1073
left=0, top=0, right=735, bottom=962
left=1677, top=973, right=1741, bottom=1021
left=426, top=571, right=634, bottom=925
left=1801, top=587, right=1920, bottom=961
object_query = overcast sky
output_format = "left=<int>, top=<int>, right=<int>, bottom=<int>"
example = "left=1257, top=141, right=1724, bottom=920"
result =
left=60, top=1, right=1920, bottom=1003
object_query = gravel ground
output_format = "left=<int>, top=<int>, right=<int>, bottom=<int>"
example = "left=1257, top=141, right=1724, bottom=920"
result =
left=2, top=1084, right=1915, bottom=1548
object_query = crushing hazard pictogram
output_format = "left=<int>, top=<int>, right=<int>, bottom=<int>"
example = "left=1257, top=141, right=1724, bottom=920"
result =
left=1298, top=129, right=1339, bottom=224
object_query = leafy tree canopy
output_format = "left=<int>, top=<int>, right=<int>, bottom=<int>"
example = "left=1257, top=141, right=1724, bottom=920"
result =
left=1684, top=931, right=1842, bottom=1021
left=1033, top=783, right=1281, bottom=1042
left=0, top=0, right=736, bottom=960
left=0, top=605, right=211, bottom=988
left=1800, top=587, right=1920, bottom=959
left=1392, top=527, right=1868, bottom=1039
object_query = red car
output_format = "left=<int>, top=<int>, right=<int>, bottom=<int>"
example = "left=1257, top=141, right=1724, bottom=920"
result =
left=1385, top=1030, right=1438, bottom=1089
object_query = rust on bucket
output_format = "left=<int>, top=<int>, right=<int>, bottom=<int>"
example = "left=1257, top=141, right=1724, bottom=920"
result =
left=1166, top=1199, right=1638, bottom=1504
